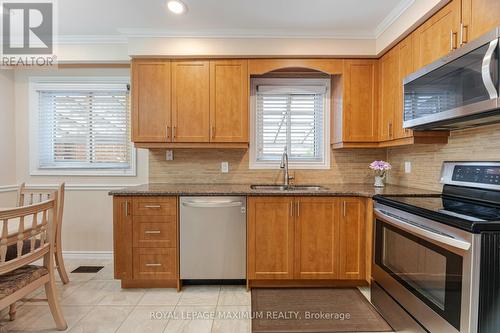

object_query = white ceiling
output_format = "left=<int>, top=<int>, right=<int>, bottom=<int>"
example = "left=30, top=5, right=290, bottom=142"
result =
left=57, top=0, right=413, bottom=40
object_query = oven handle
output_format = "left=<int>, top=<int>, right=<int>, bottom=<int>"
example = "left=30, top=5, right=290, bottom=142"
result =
left=374, top=208, right=471, bottom=251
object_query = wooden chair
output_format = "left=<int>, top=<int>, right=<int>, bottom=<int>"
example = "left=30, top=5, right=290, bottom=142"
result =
left=15, top=183, right=69, bottom=284
left=0, top=196, right=67, bottom=331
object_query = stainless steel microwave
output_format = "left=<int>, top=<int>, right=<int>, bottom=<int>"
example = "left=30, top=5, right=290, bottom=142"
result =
left=403, top=27, right=500, bottom=130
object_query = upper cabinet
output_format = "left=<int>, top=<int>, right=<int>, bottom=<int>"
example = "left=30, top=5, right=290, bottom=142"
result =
left=209, top=60, right=249, bottom=143
left=171, top=60, right=210, bottom=143
left=131, top=59, right=171, bottom=143
left=413, top=0, right=462, bottom=68
left=332, top=60, right=379, bottom=146
left=414, top=0, right=500, bottom=69
left=379, top=48, right=399, bottom=142
left=462, top=0, right=500, bottom=42
left=132, top=59, right=249, bottom=148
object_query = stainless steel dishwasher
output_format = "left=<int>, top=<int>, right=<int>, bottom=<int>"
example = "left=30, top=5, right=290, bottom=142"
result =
left=180, top=196, right=246, bottom=280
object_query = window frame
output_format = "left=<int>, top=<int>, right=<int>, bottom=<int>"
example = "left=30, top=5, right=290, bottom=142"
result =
left=249, top=78, right=331, bottom=170
left=29, top=76, right=136, bottom=176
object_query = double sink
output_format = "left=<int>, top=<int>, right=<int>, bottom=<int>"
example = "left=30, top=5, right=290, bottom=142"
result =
left=250, top=184, right=326, bottom=191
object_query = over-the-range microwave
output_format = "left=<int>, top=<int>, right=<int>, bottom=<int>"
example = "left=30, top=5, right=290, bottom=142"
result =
left=403, top=26, right=500, bottom=130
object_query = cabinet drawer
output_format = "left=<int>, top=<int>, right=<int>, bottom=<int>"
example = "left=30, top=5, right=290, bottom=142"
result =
left=133, top=248, right=177, bottom=280
left=133, top=216, right=176, bottom=248
left=133, top=197, right=177, bottom=216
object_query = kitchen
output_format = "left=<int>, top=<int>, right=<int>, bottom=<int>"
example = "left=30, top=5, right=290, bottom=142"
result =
left=0, top=0, right=499, bottom=332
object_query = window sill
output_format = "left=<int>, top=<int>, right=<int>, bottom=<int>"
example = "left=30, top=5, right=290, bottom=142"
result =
left=30, top=168, right=137, bottom=177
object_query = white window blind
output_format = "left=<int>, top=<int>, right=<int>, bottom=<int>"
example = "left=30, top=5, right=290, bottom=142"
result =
left=255, top=83, right=327, bottom=164
left=36, top=83, right=132, bottom=171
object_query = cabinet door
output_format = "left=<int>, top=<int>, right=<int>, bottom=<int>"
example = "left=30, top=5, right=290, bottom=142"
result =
left=462, top=0, right=500, bottom=42
left=131, top=59, right=171, bottom=142
left=247, top=197, right=295, bottom=280
left=113, top=197, right=133, bottom=279
left=379, top=49, right=398, bottom=141
left=171, top=60, right=210, bottom=142
left=396, top=35, right=414, bottom=139
left=294, top=197, right=339, bottom=279
left=209, top=60, right=249, bottom=143
left=413, top=0, right=461, bottom=68
left=343, top=60, right=378, bottom=142
left=339, top=198, right=366, bottom=280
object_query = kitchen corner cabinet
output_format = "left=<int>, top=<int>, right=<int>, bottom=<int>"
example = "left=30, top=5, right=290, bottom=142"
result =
left=247, top=196, right=368, bottom=284
left=332, top=60, right=379, bottom=146
left=131, top=59, right=171, bottom=142
left=131, top=58, right=249, bottom=147
left=379, top=48, right=399, bottom=142
left=113, top=196, right=179, bottom=288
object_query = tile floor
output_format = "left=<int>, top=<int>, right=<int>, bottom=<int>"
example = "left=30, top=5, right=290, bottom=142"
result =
left=0, top=259, right=251, bottom=333
left=0, top=259, right=376, bottom=333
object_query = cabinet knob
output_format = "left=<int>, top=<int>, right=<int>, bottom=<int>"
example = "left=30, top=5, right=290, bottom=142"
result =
left=144, top=230, right=161, bottom=234
left=145, top=263, right=162, bottom=267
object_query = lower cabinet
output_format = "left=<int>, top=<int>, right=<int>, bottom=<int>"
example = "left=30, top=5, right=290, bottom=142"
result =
left=113, top=196, right=179, bottom=288
left=247, top=196, right=367, bottom=283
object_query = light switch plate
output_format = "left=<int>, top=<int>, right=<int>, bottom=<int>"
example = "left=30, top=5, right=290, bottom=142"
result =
left=165, top=150, right=174, bottom=161
left=221, top=161, right=229, bottom=173
left=404, top=161, right=412, bottom=174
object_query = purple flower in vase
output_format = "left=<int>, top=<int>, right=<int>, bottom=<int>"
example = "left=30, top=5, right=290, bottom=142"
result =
left=369, top=160, right=392, bottom=177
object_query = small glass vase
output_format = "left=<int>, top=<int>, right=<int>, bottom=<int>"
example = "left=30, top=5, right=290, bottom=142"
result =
left=374, top=175, right=385, bottom=187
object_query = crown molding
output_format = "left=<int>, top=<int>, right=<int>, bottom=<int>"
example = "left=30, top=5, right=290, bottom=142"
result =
left=118, top=28, right=375, bottom=40
left=374, top=0, right=416, bottom=38
left=56, top=35, right=128, bottom=45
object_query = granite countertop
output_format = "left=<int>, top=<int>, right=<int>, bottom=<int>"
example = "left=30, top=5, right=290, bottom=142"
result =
left=109, top=183, right=440, bottom=198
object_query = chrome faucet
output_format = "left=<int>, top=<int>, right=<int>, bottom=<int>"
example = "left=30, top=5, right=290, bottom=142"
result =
left=280, top=147, right=294, bottom=188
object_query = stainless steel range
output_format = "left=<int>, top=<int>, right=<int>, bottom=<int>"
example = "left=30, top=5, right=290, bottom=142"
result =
left=372, top=162, right=500, bottom=333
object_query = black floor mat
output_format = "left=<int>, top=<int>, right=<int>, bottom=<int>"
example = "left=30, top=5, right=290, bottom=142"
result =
left=71, top=266, right=104, bottom=273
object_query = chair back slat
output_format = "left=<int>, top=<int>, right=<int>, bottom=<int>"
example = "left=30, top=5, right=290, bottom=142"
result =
left=0, top=197, right=57, bottom=275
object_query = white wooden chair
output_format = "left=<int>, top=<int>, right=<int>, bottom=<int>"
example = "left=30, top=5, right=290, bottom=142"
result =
left=0, top=196, right=67, bottom=331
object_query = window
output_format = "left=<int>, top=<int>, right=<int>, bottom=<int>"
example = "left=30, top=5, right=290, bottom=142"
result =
left=30, top=77, right=135, bottom=176
left=250, top=78, right=330, bottom=169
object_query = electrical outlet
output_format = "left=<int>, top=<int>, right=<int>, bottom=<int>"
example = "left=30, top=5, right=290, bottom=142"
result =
left=221, top=161, right=229, bottom=173
left=165, top=150, right=174, bottom=161
left=404, top=161, right=412, bottom=174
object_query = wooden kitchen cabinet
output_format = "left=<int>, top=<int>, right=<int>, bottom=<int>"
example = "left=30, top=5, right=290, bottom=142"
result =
left=113, top=196, right=178, bottom=288
left=462, top=0, right=500, bottom=41
left=338, top=197, right=366, bottom=280
left=113, top=197, right=133, bottom=280
left=332, top=60, right=378, bottom=145
left=171, top=60, right=210, bottom=142
left=248, top=196, right=369, bottom=285
left=396, top=35, right=415, bottom=139
left=379, top=48, right=399, bottom=142
left=131, top=59, right=171, bottom=142
left=247, top=197, right=295, bottom=280
left=413, top=0, right=462, bottom=68
left=294, top=197, right=339, bottom=279
left=210, top=60, right=249, bottom=143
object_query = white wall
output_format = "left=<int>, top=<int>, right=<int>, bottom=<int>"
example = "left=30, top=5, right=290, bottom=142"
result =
left=12, top=68, right=148, bottom=253
left=0, top=70, right=17, bottom=205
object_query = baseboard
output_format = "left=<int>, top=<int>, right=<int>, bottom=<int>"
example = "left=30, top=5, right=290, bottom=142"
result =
left=62, top=251, right=113, bottom=260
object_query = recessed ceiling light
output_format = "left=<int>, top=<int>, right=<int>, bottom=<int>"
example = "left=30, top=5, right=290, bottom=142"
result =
left=167, top=0, right=187, bottom=14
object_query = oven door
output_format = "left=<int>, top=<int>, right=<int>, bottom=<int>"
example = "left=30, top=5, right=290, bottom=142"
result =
left=373, top=204, right=478, bottom=333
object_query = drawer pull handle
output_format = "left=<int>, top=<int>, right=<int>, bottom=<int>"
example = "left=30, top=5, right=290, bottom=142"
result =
left=144, top=230, right=161, bottom=234
left=145, top=263, right=162, bottom=267
left=144, top=205, right=161, bottom=208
